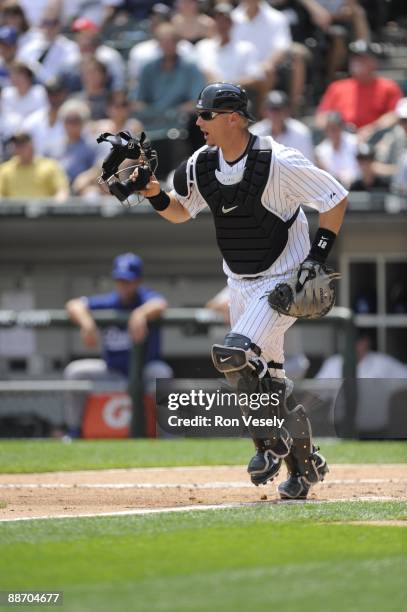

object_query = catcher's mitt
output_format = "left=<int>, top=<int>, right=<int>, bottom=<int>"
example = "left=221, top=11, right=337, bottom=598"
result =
left=268, top=260, right=341, bottom=319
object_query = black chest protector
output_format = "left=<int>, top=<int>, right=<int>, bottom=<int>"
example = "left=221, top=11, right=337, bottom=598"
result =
left=195, top=146, right=299, bottom=275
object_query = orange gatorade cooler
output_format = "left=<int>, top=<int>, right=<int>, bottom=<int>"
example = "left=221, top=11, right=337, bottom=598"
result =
left=82, top=392, right=132, bottom=438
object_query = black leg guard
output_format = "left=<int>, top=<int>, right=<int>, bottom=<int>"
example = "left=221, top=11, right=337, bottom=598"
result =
left=283, top=391, right=329, bottom=486
left=212, top=334, right=293, bottom=485
left=243, top=376, right=292, bottom=485
left=246, top=376, right=290, bottom=455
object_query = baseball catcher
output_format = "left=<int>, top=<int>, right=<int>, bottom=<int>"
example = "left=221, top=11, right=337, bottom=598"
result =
left=97, top=83, right=348, bottom=501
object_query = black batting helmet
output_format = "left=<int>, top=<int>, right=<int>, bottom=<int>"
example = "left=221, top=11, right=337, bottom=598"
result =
left=196, top=82, right=255, bottom=121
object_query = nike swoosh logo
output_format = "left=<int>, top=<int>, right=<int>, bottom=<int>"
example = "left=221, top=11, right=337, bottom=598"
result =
left=220, top=356, right=232, bottom=362
left=222, top=205, right=238, bottom=214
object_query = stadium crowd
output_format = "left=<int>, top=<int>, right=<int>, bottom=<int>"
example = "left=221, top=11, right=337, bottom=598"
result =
left=0, top=0, right=406, bottom=199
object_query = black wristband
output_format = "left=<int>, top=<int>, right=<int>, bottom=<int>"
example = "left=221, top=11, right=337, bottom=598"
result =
left=307, top=228, right=337, bottom=263
left=148, top=190, right=170, bottom=211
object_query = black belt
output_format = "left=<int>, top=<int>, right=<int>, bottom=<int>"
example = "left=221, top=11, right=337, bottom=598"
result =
left=242, top=275, right=264, bottom=281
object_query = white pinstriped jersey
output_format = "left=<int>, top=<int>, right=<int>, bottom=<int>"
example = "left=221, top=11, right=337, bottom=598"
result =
left=172, top=135, right=348, bottom=280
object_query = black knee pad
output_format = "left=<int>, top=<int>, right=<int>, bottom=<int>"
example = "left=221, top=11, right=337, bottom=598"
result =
left=212, top=333, right=263, bottom=390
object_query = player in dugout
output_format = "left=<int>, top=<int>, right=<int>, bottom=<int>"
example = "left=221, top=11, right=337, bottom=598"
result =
left=63, top=252, right=171, bottom=438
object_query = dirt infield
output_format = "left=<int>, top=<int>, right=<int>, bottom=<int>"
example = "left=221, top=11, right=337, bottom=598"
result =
left=0, top=463, right=406, bottom=520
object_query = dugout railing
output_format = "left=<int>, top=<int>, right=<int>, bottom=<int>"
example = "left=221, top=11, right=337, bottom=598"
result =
left=0, top=307, right=357, bottom=438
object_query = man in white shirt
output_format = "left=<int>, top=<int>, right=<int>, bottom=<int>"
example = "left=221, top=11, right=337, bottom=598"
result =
left=128, top=3, right=193, bottom=87
left=317, top=337, right=407, bottom=379
left=195, top=3, right=263, bottom=88
left=0, top=61, right=48, bottom=139
left=129, top=82, right=348, bottom=500
left=316, top=333, right=407, bottom=433
left=22, top=76, right=68, bottom=159
left=17, top=5, right=80, bottom=84
left=232, top=0, right=308, bottom=112
left=233, top=0, right=291, bottom=64
left=18, top=0, right=49, bottom=27
left=315, top=111, right=359, bottom=187
left=251, top=90, right=315, bottom=161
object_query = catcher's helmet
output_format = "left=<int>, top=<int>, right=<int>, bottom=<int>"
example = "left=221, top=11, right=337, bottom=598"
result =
left=196, top=83, right=255, bottom=120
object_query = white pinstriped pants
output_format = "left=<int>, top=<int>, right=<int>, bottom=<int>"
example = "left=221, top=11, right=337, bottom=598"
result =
left=227, top=274, right=296, bottom=378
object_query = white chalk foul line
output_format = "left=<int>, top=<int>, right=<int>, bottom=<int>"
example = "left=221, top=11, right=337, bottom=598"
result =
left=0, top=478, right=406, bottom=490
left=0, top=497, right=403, bottom=523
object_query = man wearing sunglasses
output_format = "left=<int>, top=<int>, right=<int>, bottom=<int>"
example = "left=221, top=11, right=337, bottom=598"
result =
left=133, top=82, right=348, bottom=500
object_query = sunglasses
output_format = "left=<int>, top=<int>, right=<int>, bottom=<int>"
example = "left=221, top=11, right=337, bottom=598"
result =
left=197, top=110, right=233, bottom=121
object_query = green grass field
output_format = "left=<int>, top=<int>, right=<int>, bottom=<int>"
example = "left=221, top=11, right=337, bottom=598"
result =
left=0, top=439, right=406, bottom=611
left=0, top=438, right=406, bottom=473
left=1, top=505, right=406, bottom=612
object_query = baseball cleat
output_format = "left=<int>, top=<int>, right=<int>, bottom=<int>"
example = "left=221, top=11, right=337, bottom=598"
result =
left=310, top=449, right=329, bottom=482
left=247, top=449, right=282, bottom=486
left=278, top=475, right=310, bottom=499
left=278, top=450, right=329, bottom=500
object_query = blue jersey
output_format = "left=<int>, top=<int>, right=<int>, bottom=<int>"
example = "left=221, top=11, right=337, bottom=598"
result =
left=84, top=286, right=163, bottom=377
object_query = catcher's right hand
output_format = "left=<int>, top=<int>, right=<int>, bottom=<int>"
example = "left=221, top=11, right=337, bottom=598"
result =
left=130, top=167, right=160, bottom=198
left=267, top=259, right=341, bottom=319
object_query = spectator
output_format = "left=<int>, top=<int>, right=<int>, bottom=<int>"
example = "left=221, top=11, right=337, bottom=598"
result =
left=172, top=0, right=215, bottom=44
left=1, top=1, right=34, bottom=49
left=118, top=0, right=173, bottom=21
left=92, top=90, right=143, bottom=156
left=64, top=252, right=169, bottom=438
left=304, top=0, right=370, bottom=39
left=315, top=41, right=403, bottom=138
left=17, top=0, right=49, bottom=27
left=133, top=23, right=205, bottom=131
left=78, top=57, right=110, bottom=120
left=17, top=2, right=80, bottom=83
left=69, top=17, right=125, bottom=92
left=0, top=25, right=18, bottom=88
left=74, top=91, right=144, bottom=196
left=0, top=61, right=48, bottom=138
left=251, top=90, right=315, bottom=161
left=316, top=331, right=407, bottom=435
left=391, top=151, right=407, bottom=196
left=233, top=0, right=292, bottom=66
left=375, top=97, right=407, bottom=179
left=22, top=76, right=68, bottom=159
left=128, top=3, right=194, bottom=86
left=294, top=0, right=370, bottom=83
left=232, top=0, right=308, bottom=113
left=349, top=143, right=389, bottom=191
left=0, top=131, right=69, bottom=200
left=315, top=111, right=359, bottom=186
left=56, top=99, right=96, bottom=184
left=61, top=0, right=123, bottom=29
left=317, top=332, right=407, bottom=378
left=195, top=3, right=264, bottom=90
left=94, top=91, right=142, bottom=137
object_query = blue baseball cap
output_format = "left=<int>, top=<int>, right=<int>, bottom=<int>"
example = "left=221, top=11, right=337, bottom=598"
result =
left=0, top=26, right=18, bottom=46
left=112, top=253, right=143, bottom=281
